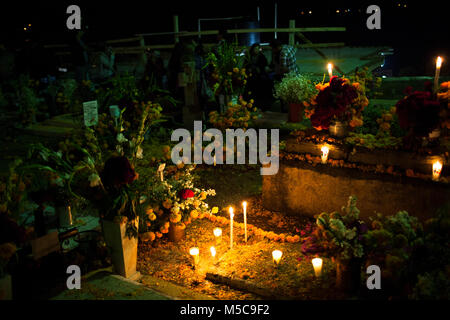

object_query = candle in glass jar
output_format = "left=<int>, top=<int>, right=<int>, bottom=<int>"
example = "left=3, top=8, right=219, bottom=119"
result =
left=189, top=247, right=199, bottom=267
left=321, top=146, right=329, bottom=164
left=272, top=250, right=283, bottom=266
left=213, top=227, right=222, bottom=245
left=312, top=257, right=323, bottom=277
left=432, top=160, right=443, bottom=181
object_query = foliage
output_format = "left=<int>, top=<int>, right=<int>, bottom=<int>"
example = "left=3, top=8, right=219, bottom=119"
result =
left=313, top=196, right=366, bottom=261
left=273, top=73, right=318, bottom=105
left=345, top=132, right=402, bottom=150
left=349, top=66, right=382, bottom=99
left=206, top=42, right=248, bottom=97
left=209, top=97, right=260, bottom=130
left=306, top=76, right=369, bottom=131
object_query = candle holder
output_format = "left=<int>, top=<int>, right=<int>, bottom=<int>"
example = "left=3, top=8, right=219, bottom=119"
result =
left=432, top=160, right=443, bottom=181
left=272, top=250, right=283, bottom=267
left=189, top=247, right=199, bottom=269
left=321, top=146, right=329, bottom=164
left=213, top=227, right=222, bottom=245
left=312, top=257, right=323, bottom=277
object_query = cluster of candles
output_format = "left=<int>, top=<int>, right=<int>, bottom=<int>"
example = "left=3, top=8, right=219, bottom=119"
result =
left=188, top=200, right=325, bottom=276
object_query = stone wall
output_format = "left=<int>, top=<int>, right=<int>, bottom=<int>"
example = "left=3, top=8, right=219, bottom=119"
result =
left=262, top=160, right=450, bottom=221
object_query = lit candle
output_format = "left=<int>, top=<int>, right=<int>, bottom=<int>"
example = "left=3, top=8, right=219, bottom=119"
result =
left=213, top=154, right=216, bottom=166
left=229, top=207, right=234, bottom=249
left=213, top=227, right=222, bottom=245
left=272, top=250, right=283, bottom=266
left=432, top=160, right=443, bottom=181
left=312, top=257, right=323, bottom=277
left=242, top=201, right=248, bottom=243
left=327, top=63, right=333, bottom=80
left=434, top=56, right=443, bottom=93
left=321, top=146, right=329, bottom=164
left=210, top=246, right=216, bottom=258
left=189, top=247, right=200, bottom=267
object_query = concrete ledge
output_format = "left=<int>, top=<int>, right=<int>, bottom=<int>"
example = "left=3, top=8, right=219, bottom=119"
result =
left=262, top=159, right=450, bottom=221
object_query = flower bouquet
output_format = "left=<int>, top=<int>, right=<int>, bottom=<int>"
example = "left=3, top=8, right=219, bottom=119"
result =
left=306, top=76, right=369, bottom=133
left=395, top=82, right=441, bottom=143
left=306, top=196, right=368, bottom=292
left=209, top=96, right=260, bottom=130
left=274, top=73, right=318, bottom=122
left=206, top=42, right=248, bottom=98
left=139, top=163, right=215, bottom=242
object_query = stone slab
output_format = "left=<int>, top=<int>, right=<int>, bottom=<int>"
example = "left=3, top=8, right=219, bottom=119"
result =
left=262, top=159, right=450, bottom=221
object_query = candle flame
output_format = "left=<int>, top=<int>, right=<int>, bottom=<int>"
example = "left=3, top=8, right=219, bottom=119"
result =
left=213, top=228, right=222, bottom=237
left=229, top=206, right=234, bottom=218
left=242, top=201, right=247, bottom=209
left=321, top=146, right=329, bottom=156
left=327, top=63, right=333, bottom=75
left=436, top=56, right=443, bottom=69
left=210, top=246, right=216, bottom=257
left=312, top=257, right=323, bottom=277
left=189, top=247, right=199, bottom=256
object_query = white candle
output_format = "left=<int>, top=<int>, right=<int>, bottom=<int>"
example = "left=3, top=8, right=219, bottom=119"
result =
left=210, top=246, right=216, bottom=258
left=213, top=227, right=222, bottom=245
left=229, top=207, right=234, bottom=249
left=321, top=146, right=329, bottom=164
left=327, top=63, right=333, bottom=80
left=242, top=201, right=247, bottom=243
left=272, top=250, right=283, bottom=266
left=434, top=56, right=443, bottom=93
left=189, top=247, right=200, bottom=267
left=312, top=257, right=323, bottom=277
left=432, top=160, right=443, bottom=181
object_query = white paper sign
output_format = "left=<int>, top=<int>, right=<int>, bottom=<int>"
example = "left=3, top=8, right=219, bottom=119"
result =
left=83, top=100, right=98, bottom=127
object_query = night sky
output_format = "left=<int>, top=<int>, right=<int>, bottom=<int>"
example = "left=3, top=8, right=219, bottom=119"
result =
left=1, top=0, right=449, bottom=66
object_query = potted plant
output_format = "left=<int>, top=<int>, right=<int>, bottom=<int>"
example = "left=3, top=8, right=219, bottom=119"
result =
left=306, top=76, right=368, bottom=136
left=274, top=73, right=317, bottom=123
left=311, top=196, right=367, bottom=293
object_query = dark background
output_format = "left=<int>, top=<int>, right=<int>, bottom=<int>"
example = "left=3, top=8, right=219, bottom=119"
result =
left=1, top=0, right=448, bottom=74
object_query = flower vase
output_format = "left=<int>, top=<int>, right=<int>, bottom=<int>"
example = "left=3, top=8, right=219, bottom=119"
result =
left=288, top=103, right=304, bottom=123
left=102, top=217, right=140, bottom=280
left=56, top=205, right=73, bottom=229
left=329, top=121, right=348, bottom=138
left=168, top=223, right=186, bottom=242
left=0, top=274, right=12, bottom=300
left=336, top=258, right=362, bottom=294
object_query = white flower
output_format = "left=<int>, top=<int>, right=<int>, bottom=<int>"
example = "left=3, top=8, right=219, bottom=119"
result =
left=88, top=173, right=101, bottom=187
left=116, top=133, right=128, bottom=143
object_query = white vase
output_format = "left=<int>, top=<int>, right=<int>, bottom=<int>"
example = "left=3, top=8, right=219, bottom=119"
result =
left=102, top=217, right=140, bottom=280
left=0, top=274, right=12, bottom=300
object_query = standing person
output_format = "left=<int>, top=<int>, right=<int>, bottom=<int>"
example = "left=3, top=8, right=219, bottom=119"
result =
left=98, top=44, right=115, bottom=81
left=70, top=28, right=90, bottom=81
left=270, top=39, right=299, bottom=80
left=194, top=41, right=213, bottom=120
left=245, top=43, right=273, bottom=110
left=168, top=42, right=185, bottom=101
